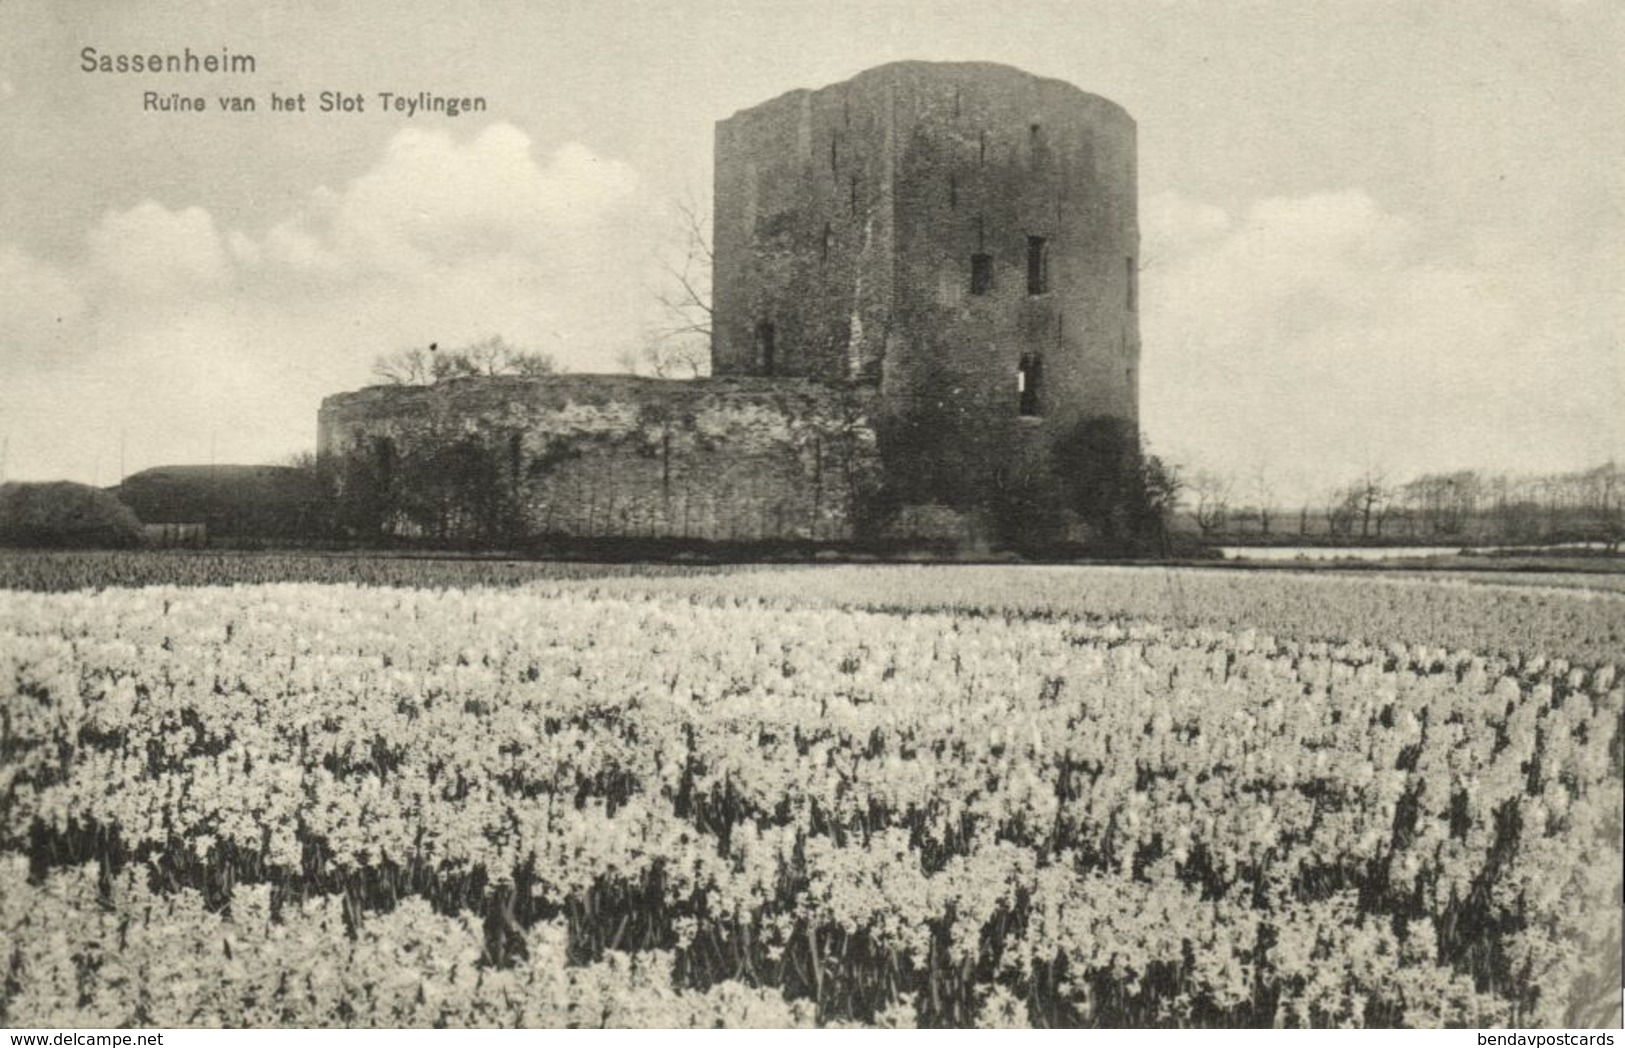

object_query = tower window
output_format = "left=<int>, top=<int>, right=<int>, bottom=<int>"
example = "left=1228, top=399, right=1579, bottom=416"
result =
left=970, top=253, right=994, bottom=295
left=1026, top=236, right=1049, bottom=295
left=1127, top=256, right=1137, bottom=312
left=1017, top=354, right=1043, bottom=416
left=755, top=319, right=777, bottom=375
left=821, top=222, right=832, bottom=264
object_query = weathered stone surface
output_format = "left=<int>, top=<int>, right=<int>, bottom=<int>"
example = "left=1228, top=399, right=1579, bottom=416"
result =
left=714, top=61, right=1140, bottom=531
left=317, top=62, right=1141, bottom=547
left=318, top=376, right=879, bottom=542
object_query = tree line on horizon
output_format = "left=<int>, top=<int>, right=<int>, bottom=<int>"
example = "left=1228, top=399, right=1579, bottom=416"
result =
left=1182, top=462, right=1623, bottom=548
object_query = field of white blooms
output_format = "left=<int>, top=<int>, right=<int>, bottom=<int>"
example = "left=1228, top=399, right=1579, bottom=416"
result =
left=1, top=552, right=1620, bottom=1028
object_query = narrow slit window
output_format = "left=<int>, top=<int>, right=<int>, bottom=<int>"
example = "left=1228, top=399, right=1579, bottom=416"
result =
left=1018, top=354, right=1043, bottom=416
left=1026, top=236, right=1048, bottom=295
left=821, top=222, right=832, bottom=264
left=849, top=175, right=858, bottom=215
left=948, top=174, right=957, bottom=209
left=755, top=319, right=777, bottom=375
left=970, top=253, right=994, bottom=296
left=1126, top=256, right=1137, bottom=312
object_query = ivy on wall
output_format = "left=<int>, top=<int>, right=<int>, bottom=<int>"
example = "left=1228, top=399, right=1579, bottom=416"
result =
left=322, top=382, right=881, bottom=545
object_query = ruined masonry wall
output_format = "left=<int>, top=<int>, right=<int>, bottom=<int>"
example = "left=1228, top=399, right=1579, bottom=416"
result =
left=318, top=376, right=880, bottom=542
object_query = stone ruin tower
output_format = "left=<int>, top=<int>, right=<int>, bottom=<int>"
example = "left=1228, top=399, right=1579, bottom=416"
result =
left=713, top=61, right=1141, bottom=537
left=317, top=61, right=1141, bottom=549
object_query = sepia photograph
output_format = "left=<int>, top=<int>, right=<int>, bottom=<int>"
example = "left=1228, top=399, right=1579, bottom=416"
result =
left=0, top=0, right=1621, bottom=1034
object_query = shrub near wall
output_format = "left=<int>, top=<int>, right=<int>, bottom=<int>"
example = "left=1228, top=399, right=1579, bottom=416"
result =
left=0, top=481, right=144, bottom=548
left=116, top=465, right=325, bottom=540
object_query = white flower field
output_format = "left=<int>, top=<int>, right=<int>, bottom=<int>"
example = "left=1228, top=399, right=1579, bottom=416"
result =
left=0, top=554, right=1620, bottom=1028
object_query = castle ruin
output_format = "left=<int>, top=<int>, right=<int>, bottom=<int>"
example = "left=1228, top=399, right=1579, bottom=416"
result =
left=317, top=61, right=1141, bottom=548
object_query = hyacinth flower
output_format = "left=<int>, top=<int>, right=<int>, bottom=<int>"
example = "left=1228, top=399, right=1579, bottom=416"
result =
left=0, top=569, right=1619, bottom=1027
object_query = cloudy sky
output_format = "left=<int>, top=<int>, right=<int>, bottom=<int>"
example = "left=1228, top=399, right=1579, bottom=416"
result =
left=1, top=0, right=1619, bottom=502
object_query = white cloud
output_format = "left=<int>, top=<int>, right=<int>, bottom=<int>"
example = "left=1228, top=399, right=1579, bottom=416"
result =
left=87, top=201, right=230, bottom=297
left=264, top=124, right=639, bottom=278
left=0, top=124, right=651, bottom=483
left=1140, top=190, right=1621, bottom=502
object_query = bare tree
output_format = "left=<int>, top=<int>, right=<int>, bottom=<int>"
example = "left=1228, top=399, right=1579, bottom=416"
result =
left=463, top=336, right=510, bottom=376
left=1409, top=470, right=1481, bottom=537
left=656, top=194, right=714, bottom=342
left=1371, top=488, right=1396, bottom=537
left=614, top=339, right=706, bottom=378
left=1142, top=452, right=1183, bottom=537
left=628, top=192, right=714, bottom=379
left=376, top=337, right=557, bottom=385
left=1323, top=486, right=1359, bottom=538
left=1246, top=464, right=1277, bottom=536
left=430, top=348, right=481, bottom=382
left=505, top=349, right=557, bottom=377
left=372, top=346, right=433, bottom=385
left=638, top=336, right=709, bottom=378
left=1400, top=475, right=1437, bottom=536
left=1189, top=470, right=1233, bottom=537
left=1582, top=461, right=1623, bottom=549
left=1324, top=470, right=1393, bottom=539
left=1354, top=469, right=1392, bottom=538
